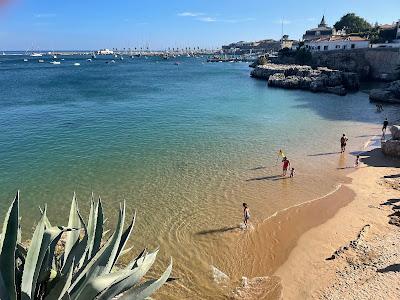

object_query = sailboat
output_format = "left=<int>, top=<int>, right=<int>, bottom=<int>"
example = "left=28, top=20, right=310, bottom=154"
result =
left=31, top=53, right=42, bottom=57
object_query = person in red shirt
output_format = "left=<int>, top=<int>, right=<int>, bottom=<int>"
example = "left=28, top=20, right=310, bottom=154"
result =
left=282, top=157, right=290, bottom=176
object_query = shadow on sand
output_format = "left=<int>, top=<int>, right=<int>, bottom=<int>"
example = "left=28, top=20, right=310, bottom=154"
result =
left=249, top=166, right=267, bottom=171
left=246, top=175, right=290, bottom=181
left=196, top=226, right=239, bottom=235
left=308, top=151, right=341, bottom=157
left=361, top=148, right=400, bottom=168
left=377, top=264, right=400, bottom=273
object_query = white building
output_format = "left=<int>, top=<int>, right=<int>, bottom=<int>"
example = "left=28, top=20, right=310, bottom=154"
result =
left=305, top=36, right=370, bottom=51
left=97, top=49, right=114, bottom=55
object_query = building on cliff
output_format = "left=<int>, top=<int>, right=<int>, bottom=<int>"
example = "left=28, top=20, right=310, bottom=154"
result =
left=302, top=16, right=339, bottom=41
left=372, top=21, right=400, bottom=48
left=305, top=35, right=370, bottom=51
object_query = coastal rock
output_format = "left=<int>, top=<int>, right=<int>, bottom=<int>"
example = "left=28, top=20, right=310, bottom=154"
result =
left=382, top=139, right=400, bottom=157
left=252, top=63, right=359, bottom=96
left=369, top=80, right=400, bottom=103
left=390, top=125, right=400, bottom=140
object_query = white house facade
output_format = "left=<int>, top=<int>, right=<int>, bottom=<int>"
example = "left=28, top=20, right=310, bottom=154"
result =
left=305, top=36, right=370, bottom=51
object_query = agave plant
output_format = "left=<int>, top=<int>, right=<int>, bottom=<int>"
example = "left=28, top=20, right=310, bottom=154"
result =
left=0, top=191, right=172, bottom=300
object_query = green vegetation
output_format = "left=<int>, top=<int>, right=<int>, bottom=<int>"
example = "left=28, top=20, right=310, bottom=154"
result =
left=0, top=192, right=172, bottom=300
left=295, top=48, right=312, bottom=65
left=333, top=13, right=372, bottom=34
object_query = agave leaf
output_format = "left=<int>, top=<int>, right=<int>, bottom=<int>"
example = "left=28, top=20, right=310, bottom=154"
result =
left=0, top=191, right=19, bottom=300
left=73, top=270, right=130, bottom=300
left=39, top=226, right=73, bottom=284
left=68, top=203, right=126, bottom=298
left=113, top=212, right=136, bottom=266
left=21, top=209, right=46, bottom=299
left=97, top=249, right=159, bottom=300
left=39, top=205, right=52, bottom=228
left=85, top=197, right=96, bottom=262
left=120, top=247, right=133, bottom=257
left=127, top=249, right=147, bottom=270
left=44, top=258, right=75, bottom=300
left=0, top=271, right=10, bottom=300
left=119, top=258, right=173, bottom=300
left=63, top=193, right=82, bottom=266
left=92, top=199, right=104, bottom=257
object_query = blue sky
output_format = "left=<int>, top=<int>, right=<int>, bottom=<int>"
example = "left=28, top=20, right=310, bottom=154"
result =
left=0, top=0, right=399, bottom=50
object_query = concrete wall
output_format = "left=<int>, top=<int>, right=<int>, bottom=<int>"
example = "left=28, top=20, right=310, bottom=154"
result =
left=306, top=40, right=369, bottom=51
left=311, top=48, right=400, bottom=81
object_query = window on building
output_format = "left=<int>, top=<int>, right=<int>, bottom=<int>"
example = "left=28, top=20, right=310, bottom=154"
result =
left=336, top=45, right=340, bottom=49
left=324, top=45, right=328, bottom=50
left=317, top=46, right=320, bottom=50
left=351, top=44, right=355, bottom=49
left=343, top=45, right=347, bottom=49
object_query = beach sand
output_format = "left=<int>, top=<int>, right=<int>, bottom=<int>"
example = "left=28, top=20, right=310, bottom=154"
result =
left=274, top=147, right=400, bottom=299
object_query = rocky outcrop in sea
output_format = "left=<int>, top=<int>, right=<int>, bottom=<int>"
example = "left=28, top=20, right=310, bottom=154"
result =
left=250, top=63, right=360, bottom=96
left=369, top=80, right=400, bottom=103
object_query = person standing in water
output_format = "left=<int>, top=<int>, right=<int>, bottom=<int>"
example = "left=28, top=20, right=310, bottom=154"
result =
left=354, top=155, right=360, bottom=167
left=290, top=167, right=295, bottom=178
left=282, top=157, right=290, bottom=176
left=382, top=118, right=389, bottom=138
left=243, top=203, right=250, bottom=226
left=340, top=134, right=348, bottom=153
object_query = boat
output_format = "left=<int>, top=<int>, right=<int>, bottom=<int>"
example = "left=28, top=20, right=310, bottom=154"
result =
left=2, top=52, right=5, bottom=56
left=50, top=61, right=61, bottom=65
left=73, top=63, right=80, bottom=66
left=38, top=59, right=45, bottom=63
left=87, top=59, right=92, bottom=62
left=30, top=53, right=42, bottom=57
left=120, top=56, right=124, bottom=60
left=53, top=55, right=57, bottom=59
left=23, top=58, right=28, bottom=62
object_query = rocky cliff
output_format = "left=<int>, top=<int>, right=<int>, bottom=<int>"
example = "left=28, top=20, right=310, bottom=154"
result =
left=369, top=80, right=400, bottom=103
left=251, top=63, right=360, bottom=96
left=382, top=125, right=400, bottom=157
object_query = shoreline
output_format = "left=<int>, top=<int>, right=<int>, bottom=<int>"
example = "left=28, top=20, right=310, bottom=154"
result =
left=273, top=140, right=400, bottom=299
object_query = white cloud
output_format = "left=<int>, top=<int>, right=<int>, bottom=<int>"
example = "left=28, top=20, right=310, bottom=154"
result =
left=197, top=16, right=216, bottom=22
left=177, top=12, right=204, bottom=17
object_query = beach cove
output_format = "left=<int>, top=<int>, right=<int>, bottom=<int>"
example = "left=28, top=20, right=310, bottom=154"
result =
left=1, top=55, right=400, bottom=299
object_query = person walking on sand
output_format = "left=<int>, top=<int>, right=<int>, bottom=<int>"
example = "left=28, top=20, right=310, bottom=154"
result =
left=382, top=118, right=389, bottom=138
left=340, top=134, right=348, bottom=153
left=282, top=157, right=290, bottom=176
left=243, top=203, right=250, bottom=227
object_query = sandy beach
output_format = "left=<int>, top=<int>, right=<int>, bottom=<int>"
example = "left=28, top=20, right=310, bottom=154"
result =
left=274, top=144, right=400, bottom=299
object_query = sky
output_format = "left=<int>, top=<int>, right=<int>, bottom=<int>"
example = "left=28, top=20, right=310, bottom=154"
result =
left=0, top=0, right=399, bottom=50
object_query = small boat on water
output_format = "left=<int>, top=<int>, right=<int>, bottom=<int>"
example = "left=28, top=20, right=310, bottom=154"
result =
left=23, top=59, right=28, bottom=62
left=120, top=56, right=124, bottom=60
left=38, top=59, right=45, bottom=63
left=73, top=63, right=80, bottom=66
left=87, top=59, right=92, bottom=62
left=30, top=53, right=42, bottom=57
left=50, top=61, right=61, bottom=65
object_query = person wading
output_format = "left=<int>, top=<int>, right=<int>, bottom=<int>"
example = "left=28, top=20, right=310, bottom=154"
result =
left=340, top=134, right=348, bottom=153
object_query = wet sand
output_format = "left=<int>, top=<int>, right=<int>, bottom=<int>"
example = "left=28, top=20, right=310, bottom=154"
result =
left=274, top=145, right=400, bottom=299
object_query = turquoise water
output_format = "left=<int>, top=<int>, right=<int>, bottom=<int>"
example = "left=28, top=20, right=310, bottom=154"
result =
left=1, top=55, right=399, bottom=298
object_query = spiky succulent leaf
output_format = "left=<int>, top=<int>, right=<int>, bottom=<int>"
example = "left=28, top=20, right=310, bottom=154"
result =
left=97, top=249, right=159, bottom=300
left=44, top=258, right=75, bottom=300
left=113, top=212, right=136, bottom=267
left=63, top=194, right=82, bottom=266
left=68, top=203, right=126, bottom=298
left=0, top=191, right=19, bottom=300
left=119, top=258, right=173, bottom=300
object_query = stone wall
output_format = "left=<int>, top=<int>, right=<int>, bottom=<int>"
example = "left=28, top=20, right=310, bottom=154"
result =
left=311, top=48, right=400, bottom=81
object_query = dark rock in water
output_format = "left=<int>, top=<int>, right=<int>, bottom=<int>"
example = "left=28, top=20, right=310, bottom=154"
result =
left=254, top=63, right=358, bottom=96
left=369, top=80, right=400, bottom=103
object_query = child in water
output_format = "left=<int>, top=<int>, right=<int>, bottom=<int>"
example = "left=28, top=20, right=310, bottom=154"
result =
left=243, top=203, right=250, bottom=227
left=290, top=167, right=295, bottom=178
left=355, top=155, right=360, bottom=167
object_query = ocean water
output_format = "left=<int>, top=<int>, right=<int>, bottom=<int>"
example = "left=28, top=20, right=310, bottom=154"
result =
left=0, top=54, right=399, bottom=298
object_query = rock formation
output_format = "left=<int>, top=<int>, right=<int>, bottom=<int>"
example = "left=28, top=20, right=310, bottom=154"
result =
left=250, top=63, right=360, bottom=96
left=369, top=80, right=400, bottom=103
left=382, top=125, right=400, bottom=157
